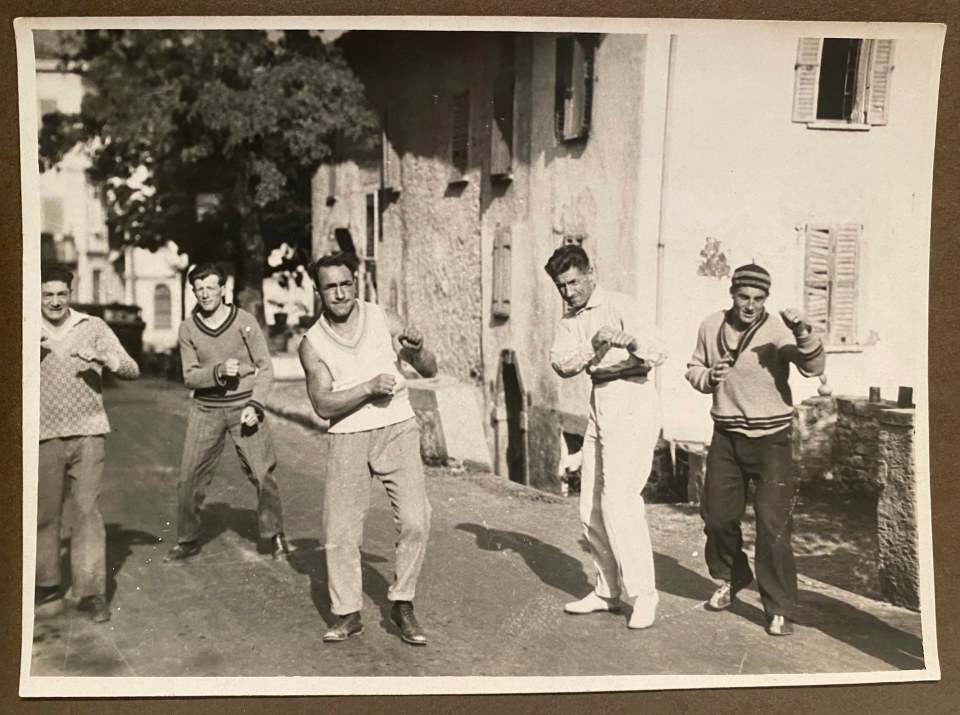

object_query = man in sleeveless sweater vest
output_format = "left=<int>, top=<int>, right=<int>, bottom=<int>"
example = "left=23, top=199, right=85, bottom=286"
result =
left=544, top=245, right=668, bottom=631
left=166, top=263, right=289, bottom=563
left=38, top=263, right=140, bottom=623
left=686, top=263, right=826, bottom=636
left=299, top=252, right=438, bottom=646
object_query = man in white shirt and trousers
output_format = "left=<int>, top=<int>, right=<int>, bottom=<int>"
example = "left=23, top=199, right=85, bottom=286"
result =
left=545, top=245, right=668, bottom=630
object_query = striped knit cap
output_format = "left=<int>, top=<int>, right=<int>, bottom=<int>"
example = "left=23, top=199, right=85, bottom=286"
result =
left=731, top=263, right=771, bottom=293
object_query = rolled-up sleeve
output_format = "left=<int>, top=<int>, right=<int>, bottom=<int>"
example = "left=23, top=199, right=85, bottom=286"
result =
left=549, top=316, right=595, bottom=378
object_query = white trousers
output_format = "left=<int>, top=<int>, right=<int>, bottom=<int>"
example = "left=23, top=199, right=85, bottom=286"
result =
left=580, top=378, right=661, bottom=602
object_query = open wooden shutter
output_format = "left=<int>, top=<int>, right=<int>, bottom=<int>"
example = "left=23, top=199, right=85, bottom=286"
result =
left=381, top=108, right=402, bottom=192
left=450, top=91, right=470, bottom=180
left=829, top=223, right=860, bottom=346
left=491, top=75, right=514, bottom=177
left=793, top=38, right=823, bottom=123
left=555, top=35, right=595, bottom=141
left=867, top=39, right=895, bottom=126
left=803, top=225, right=831, bottom=337
left=492, top=224, right=513, bottom=319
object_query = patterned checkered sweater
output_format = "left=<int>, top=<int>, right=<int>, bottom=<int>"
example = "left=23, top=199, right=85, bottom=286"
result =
left=40, top=311, right=140, bottom=441
left=685, top=309, right=826, bottom=437
left=178, top=305, right=273, bottom=414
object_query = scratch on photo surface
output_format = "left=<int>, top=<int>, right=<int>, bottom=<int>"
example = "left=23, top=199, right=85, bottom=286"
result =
left=61, top=613, right=74, bottom=670
left=101, top=628, right=137, bottom=676
left=738, top=650, right=748, bottom=673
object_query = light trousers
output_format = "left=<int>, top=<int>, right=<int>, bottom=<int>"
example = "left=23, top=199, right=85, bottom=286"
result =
left=324, top=418, right=431, bottom=616
left=580, top=379, right=661, bottom=602
left=37, top=435, right=106, bottom=598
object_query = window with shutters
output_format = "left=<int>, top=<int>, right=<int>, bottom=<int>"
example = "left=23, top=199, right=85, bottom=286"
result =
left=491, top=36, right=515, bottom=178
left=555, top=35, right=597, bottom=142
left=450, top=91, right=471, bottom=182
left=793, top=38, right=895, bottom=129
left=492, top=225, right=513, bottom=320
left=803, top=223, right=861, bottom=347
left=154, top=284, right=172, bottom=329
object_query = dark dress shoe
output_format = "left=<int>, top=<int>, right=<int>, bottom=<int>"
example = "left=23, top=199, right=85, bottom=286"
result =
left=78, top=595, right=111, bottom=623
left=164, top=541, right=202, bottom=562
left=322, top=612, right=364, bottom=643
left=271, top=533, right=290, bottom=560
left=35, top=584, right=61, bottom=606
left=391, top=601, right=427, bottom=646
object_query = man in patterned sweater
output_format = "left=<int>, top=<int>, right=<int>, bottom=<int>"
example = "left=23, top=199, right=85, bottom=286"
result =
left=165, top=263, right=288, bottom=562
left=686, top=263, right=825, bottom=636
left=38, top=263, right=140, bottom=623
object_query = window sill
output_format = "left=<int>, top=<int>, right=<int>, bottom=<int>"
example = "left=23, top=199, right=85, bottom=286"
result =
left=824, top=344, right=866, bottom=354
left=806, top=121, right=871, bottom=132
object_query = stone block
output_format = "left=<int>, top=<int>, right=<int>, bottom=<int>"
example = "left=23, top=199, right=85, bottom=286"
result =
left=408, top=376, right=492, bottom=472
left=878, top=408, right=916, bottom=428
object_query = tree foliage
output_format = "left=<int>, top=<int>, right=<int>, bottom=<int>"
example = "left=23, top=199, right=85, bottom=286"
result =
left=39, top=29, right=378, bottom=319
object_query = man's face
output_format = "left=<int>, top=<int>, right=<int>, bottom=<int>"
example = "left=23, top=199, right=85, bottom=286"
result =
left=552, top=266, right=595, bottom=312
left=730, top=286, right=768, bottom=326
left=41, top=280, right=71, bottom=325
left=317, top=265, right=358, bottom=320
left=192, top=275, right=225, bottom=314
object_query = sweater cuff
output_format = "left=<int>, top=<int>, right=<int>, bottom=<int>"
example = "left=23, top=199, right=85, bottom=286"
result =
left=214, top=364, right=227, bottom=386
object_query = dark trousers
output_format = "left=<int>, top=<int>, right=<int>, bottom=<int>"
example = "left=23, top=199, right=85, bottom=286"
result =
left=701, top=427, right=797, bottom=620
left=177, top=401, right=283, bottom=544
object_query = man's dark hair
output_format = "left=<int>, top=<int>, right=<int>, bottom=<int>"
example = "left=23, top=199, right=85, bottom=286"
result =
left=40, top=262, right=74, bottom=286
left=544, top=244, right=591, bottom=279
left=188, top=262, right=226, bottom=287
left=310, top=251, right=360, bottom=286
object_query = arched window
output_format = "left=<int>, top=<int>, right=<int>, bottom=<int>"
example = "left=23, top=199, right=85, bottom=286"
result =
left=154, top=284, right=172, bottom=329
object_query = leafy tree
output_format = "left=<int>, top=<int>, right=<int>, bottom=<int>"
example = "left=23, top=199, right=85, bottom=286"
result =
left=39, top=29, right=377, bottom=321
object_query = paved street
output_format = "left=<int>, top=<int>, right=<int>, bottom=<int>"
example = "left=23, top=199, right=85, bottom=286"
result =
left=30, top=379, right=924, bottom=679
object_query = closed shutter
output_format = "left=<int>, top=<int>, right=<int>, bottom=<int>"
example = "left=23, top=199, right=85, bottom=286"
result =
left=793, top=38, right=823, bottom=123
left=829, top=223, right=860, bottom=346
left=867, top=39, right=895, bottom=126
left=382, top=108, right=402, bottom=191
left=490, top=75, right=514, bottom=177
left=492, top=224, right=513, bottom=319
left=803, top=225, right=831, bottom=336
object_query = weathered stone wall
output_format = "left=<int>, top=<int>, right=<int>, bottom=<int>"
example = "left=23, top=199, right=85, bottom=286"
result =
left=792, top=396, right=838, bottom=490
left=876, top=408, right=920, bottom=610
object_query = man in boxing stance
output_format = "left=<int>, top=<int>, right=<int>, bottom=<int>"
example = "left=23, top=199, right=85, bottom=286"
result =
left=299, top=252, right=438, bottom=646
left=545, top=245, right=668, bottom=630
left=686, top=263, right=825, bottom=636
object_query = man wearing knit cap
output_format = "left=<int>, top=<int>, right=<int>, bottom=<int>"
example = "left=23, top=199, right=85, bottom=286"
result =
left=544, top=244, right=668, bottom=631
left=38, top=263, right=140, bottom=623
left=166, top=262, right=288, bottom=563
left=686, top=263, right=825, bottom=636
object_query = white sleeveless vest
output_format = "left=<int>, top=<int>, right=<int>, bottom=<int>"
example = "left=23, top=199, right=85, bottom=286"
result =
left=304, top=301, right=414, bottom=434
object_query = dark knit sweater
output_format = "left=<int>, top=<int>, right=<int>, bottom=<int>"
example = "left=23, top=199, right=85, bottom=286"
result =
left=178, top=304, right=273, bottom=415
left=685, top=309, right=826, bottom=437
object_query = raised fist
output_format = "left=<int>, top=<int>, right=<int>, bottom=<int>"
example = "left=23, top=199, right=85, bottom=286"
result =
left=709, top=355, right=734, bottom=387
left=779, top=309, right=810, bottom=337
left=399, top=325, right=424, bottom=351
left=221, top=358, right=241, bottom=377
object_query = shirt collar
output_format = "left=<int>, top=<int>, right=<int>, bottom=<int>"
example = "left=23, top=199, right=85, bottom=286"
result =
left=42, top=308, right=89, bottom=337
left=568, top=284, right=607, bottom=317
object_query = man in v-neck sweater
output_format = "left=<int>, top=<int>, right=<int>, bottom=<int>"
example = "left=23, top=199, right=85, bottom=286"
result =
left=686, top=263, right=825, bottom=636
left=299, top=251, right=438, bottom=646
left=166, top=263, right=288, bottom=563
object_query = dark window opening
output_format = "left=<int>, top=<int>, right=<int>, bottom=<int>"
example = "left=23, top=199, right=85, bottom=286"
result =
left=817, top=38, right=862, bottom=120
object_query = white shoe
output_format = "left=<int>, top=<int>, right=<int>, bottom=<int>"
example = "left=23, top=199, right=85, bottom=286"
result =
left=628, top=594, right=659, bottom=629
left=564, top=592, right=622, bottom=615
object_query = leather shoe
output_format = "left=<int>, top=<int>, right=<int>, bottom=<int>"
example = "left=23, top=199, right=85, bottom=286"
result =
left=628, top=594, right=659, bottom=630
left=706, top=571, right=754, bottom=611
left=766, top=615, right=795, bottom=636
left=164, top=541, right=202, bottom=562
left=391, top=601, right=427, bottom=645
left=564, top=591, right=622, bottom=615
left=271, top=533, right=290, bottom=560
left=322, top=612, right=364, bottom=643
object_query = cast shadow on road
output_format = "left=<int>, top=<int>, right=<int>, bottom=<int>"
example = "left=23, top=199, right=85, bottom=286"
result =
left=58, top=523, right=161, bottom=604
left=200, top=502, right=277, bottom=556
left=286, top=537, right=396, bottom=631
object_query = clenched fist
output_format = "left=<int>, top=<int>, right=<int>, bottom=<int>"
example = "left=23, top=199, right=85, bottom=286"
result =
left=708, top=355, right=734, bottom=387
left=367, top=373, right=398, bottom=397
left=779, top=308, right=810, bottom=337
left=592, top=326, right=637, bottom=352
left=221, top=358, right=241, bottom=377
left=399, top=325, right=424, bottom=352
